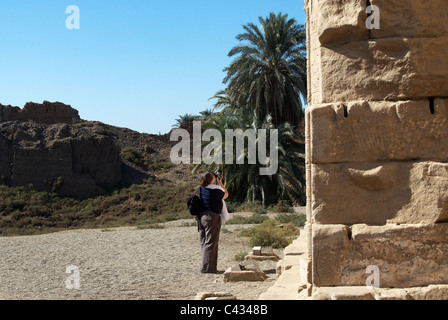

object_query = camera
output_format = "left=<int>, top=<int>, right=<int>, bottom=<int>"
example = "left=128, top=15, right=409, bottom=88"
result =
left=213, top=170, right=222, bottom=179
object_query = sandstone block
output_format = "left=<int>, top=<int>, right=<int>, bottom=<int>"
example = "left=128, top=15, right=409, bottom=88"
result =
left=312, top=161, right=448, bottom=225
left=308, top=0, right=368, bottom=45
left=259, top=266, right=304, bottom=300
left=309, top=99, right=448, bottom=164
left=370, top=0, right=448, bottom=39
left=304, top=0, right=448, bottom=299
left=409, top=285, right=448, bottom=300
left=299, top=257, right=311, bottom=286
left=245, top=254, right=280, bottom=262
left=312, top=224, right=349, bottom=287
left=317, top=37, right=448, bottom=103
left=195, top=292, right=237, bottom=300
left=306, top=0, right=448, bottom=46
left=311, top=285, right=448, bottom=300
left=223, top=265, right=267, bottom=282
left=312, top=286, right=375, bottom=300
left=312, top=223, right=448, bottom=288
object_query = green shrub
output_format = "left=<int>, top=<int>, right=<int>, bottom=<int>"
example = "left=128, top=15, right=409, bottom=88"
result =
left=0, top=179, right=196, bottom=237
left=120, top=147, right=145, bottom=167
left=234, top=252, right=248, bottom=262
left=275, top=213, right=307, bottom=228
left=146, top=156, right=175, bottom=172
left=240, top=219, right=300, bottom=249
left=225, top=202, right=239, bottom=213
left=52, top=177, right=64, bottom=192
left=226, top=214, right=269, bottom=225
left=269, top=200, right=294, bottom=213
left=236, top=201, right=267, bottom=215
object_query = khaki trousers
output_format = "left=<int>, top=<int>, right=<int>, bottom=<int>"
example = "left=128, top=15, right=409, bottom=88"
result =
left=198, top=212, right=221, bottom=273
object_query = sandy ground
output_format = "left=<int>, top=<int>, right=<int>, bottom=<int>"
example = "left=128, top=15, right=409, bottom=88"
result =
left=0, top=216, right=287, bottom=300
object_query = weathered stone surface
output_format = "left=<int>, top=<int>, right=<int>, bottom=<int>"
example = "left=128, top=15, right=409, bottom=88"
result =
left=311, top=0, right=368, bottom=46
left=0, top=135, right=11, bottom=184
left=195, top=292, right=237, bottom=300
left=301, top=0, right=448, bottom=300
left=311, top=161, right=448, bottom=225
left=245, top=254, right=280, bottom=262
left=410, top=285, right=448, bottom=300
left=312, top=223, right=448, bottom=288
left=312, top=224, right=349, bottom=287
left=369, top=0, right=448, bottom=39
left=312, top=285, right=448, bottom=300
left=223, top=265, right=267, bottom=282
left=0, top=101, right=80, bottom=125
left=305, top=0, right=448, bottom=46
left=259, top=266, right=305, bottom=300
left=312, top=286, right=375, bottom=300
left=0, top=121, right=123, bottom=198
left=318, top=37, right=448, bottom=103
left=309, top=99, right=448, bottom=164
left=305, top=0, right=448, bottom=105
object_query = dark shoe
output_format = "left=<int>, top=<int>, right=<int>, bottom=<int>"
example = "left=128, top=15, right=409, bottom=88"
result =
left=200, top=270, right=218, bottom=274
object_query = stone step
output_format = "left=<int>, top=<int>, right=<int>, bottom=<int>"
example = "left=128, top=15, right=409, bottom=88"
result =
left=259, top=225, right=311, bottom=300
left=311, top=285, right=448, bottom=300
left=259, top=266, right=304, bottom=300
left=283, top=241, right=307, bottom=256
left=276, top=255, right=302, bottom=275
left=277, top=229, right=309, bottom=275
left=283, top=231, right=308, bottom=256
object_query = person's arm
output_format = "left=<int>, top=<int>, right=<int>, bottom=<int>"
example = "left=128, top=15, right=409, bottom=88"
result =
left=217, top=176, right=229, bottom=200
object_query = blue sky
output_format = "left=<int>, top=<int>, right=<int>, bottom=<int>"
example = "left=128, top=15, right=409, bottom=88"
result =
left=0, top=1, right=306, bottom=134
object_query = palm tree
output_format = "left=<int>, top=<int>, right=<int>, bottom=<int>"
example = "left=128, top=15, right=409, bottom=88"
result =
left=199, top=108, right=215, bottom=120
left=209, top=89, right=237, bottom=112
left=223, top=12, right=307, bottom=127
left=172, top=113, right=201, bottom=128
left=192, top=110, right=306, bottom=206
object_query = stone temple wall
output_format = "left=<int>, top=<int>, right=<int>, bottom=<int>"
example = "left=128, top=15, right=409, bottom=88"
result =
left=304, top=0, right=448, bottom=296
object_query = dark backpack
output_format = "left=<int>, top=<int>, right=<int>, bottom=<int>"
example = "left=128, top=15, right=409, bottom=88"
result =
left=187, top=188, right=202, bottom=216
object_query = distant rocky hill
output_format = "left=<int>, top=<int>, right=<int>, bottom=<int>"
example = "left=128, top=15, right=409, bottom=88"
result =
left=0, top=101, right=81, bottom=125
left=0, top=101, right=178, bottom=198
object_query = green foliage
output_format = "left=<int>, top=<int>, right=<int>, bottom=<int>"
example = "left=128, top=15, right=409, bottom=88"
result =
left=172, top=109, right=217, bottom=128
left=268, top=200, right=294, bottom=213
left=120, top=148, right=174, bottom=173
left=189, top=12, right=307, bottom=207
left=275, top=212, right=307, bottom=228
left=173, top=113, right=201, bottom=127
left=120, top=147, right=146, bottom=167
left=146, top=156, right=175, bottom=172
left=52, top=177, right=64, bottom=193
left=0, top=180, right=195, bottom=237
left=239, top=219, right=300, bottom=249
left=192, top=111, right=306, bottom=206
left=199, top=108, right=215, bottom=120
left=223, top=12, right=307, bottom=127
left=235, top=201, right=267, bottom=215
left=234, top=252, right=249, bottom=262
left=226, top=213, right=269, bottom=225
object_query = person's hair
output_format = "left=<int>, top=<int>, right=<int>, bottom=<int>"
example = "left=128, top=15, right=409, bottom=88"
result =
left=200, top=172, right=214, bottom=188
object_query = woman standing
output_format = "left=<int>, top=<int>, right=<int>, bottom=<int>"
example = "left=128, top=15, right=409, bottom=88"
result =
left=198, top=172, right=229, bottom=274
